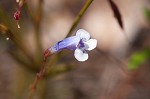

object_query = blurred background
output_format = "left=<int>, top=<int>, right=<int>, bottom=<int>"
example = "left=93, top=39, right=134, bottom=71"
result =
left=0, top=0, right=150, bottom=99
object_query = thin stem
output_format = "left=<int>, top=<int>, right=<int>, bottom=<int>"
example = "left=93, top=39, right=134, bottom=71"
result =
left=66, top=0, right=93, bottom=38
left=30, top=58, right=46, bottom=98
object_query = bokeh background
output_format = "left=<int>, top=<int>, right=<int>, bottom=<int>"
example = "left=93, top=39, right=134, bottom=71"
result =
left=0, top=0, right=150, bottom=99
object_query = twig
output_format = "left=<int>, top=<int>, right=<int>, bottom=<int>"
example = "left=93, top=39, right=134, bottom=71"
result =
left=30, top=57, right=47, bottom=98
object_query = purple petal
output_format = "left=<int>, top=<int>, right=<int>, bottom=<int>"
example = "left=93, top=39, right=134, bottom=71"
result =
left=48, top=36, right=80, bottom=53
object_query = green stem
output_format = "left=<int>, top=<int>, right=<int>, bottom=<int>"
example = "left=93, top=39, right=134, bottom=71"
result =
left=66, top=0, right=93, bottom=38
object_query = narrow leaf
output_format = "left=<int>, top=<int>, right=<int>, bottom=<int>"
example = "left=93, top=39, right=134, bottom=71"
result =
left=108, top=0, right=123, bottom=29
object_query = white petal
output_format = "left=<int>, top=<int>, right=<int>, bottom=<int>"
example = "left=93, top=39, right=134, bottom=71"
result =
left=84, top=39, right=97, bottom=51
left=76, top=29, right=90, bottom=41
left=74, top=48, right=88, bottom=62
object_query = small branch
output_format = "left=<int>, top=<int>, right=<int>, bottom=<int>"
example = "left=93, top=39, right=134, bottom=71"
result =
left=66, top=0, right=94, bottom=38
left=30, top=57, right=47, bottom=98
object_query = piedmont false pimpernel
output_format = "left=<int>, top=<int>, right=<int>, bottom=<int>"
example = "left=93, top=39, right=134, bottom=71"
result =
left=44, top=29, right=97, bottom=61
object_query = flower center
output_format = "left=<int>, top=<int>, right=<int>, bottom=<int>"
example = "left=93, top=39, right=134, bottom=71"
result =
left=77, top=39, right=90, bottom=50
left=78, top=40, right=85, bottom=49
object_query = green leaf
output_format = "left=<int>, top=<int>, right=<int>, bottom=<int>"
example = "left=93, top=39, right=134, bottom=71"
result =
left=128, top=48, right=150, bottom=70
left=144, top=8, right=150, bottom=22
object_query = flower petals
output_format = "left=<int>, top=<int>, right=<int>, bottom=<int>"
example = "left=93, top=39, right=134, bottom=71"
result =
left=47, top=29, right=97, bottom=62
left=74, top=48, right=88, bottom=62
left=76, top=29, right=90, bottom=42
left=84, top=39, right=97, bottom=51
left=48, top=36, right=80, bottom=53
left=59, top=36, right=80, bottom=50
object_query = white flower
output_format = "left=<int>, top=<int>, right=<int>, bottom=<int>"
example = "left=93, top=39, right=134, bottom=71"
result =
left=74, top=29, right=97, bottom=61
left=46, top=29, right=97, bottom=62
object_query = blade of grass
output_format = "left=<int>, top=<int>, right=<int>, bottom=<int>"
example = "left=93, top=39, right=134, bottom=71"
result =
left=108, top=0, right=130, bottom=44
left=108, top=0, right=123, bottom=29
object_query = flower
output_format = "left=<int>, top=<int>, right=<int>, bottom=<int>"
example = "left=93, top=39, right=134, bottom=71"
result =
left=14, top=10, right=21, bottom=28
left=14, top=10, right=20, bottom=21
left=44, top=29, right=97, bottom=61
left=14, top=0, right=24, bottom=28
